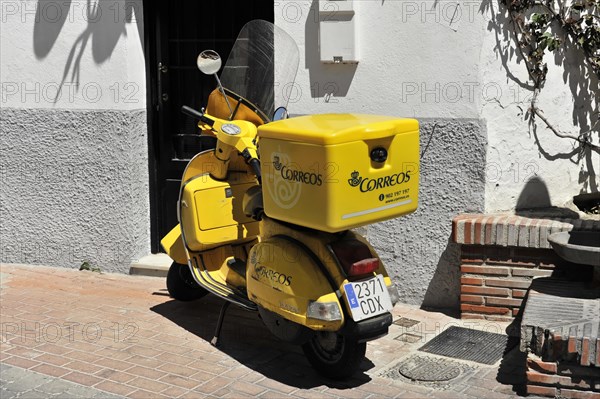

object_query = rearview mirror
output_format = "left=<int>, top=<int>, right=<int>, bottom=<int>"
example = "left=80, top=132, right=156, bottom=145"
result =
left=197, top=50, right=222, bottom=75
left=273, top=107, right=289, bottom=121
left=197, top=49, right=232, bottom=117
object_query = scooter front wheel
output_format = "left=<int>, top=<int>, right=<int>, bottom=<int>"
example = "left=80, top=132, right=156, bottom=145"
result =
left=166, top=263, right=208, bottom=301
left=302, top=332, right=366, bottom=379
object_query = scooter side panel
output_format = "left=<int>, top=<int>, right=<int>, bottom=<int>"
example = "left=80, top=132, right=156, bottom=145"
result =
left=180, top=173, right=260, bottom=252
left=258, top=218, right=396, bottom=319
left=247, top=237, right=345, bottom=331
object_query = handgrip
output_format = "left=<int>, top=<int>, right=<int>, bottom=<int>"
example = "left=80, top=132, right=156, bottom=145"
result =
left=181, top=105, right=215, bottom=127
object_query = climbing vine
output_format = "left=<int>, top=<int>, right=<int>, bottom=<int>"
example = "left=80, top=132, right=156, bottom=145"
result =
left=500, top=0, right=600, bottom=151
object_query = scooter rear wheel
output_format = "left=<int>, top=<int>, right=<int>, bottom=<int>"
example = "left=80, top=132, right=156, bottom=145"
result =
left=301, top=332, right=366, bottom=379
left=166, top=263, right=208, bottom=301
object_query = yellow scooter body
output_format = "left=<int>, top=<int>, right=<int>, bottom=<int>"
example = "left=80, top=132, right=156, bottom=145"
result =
left=162, top=110, right=401, bottom=332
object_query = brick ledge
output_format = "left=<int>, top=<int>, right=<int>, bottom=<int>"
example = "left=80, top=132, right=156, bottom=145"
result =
left=452, top=213, right=600, bottom=249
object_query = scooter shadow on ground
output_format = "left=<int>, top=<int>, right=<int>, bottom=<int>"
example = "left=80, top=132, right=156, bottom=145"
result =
left=150, top=294, right=375, bottom=389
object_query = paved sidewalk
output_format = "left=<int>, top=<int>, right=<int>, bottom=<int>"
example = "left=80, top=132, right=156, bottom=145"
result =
left=1, top=263, right=529, bottom=398
left=1, top=363, right=123, bottom=398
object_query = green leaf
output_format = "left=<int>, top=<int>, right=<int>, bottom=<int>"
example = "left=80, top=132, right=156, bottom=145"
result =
left=79, top=261, right=101, bottom=273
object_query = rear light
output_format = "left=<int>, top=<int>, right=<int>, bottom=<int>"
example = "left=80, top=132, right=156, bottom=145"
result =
left=388, top=283, right=400, bottom=305
left=348, top=258, right=380, bottom=276
left=307, top=301, right=343, bottom=321
left=330, top=239, right=380, bottom=276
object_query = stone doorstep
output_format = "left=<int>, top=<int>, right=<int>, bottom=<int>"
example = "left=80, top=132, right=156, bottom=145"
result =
left=129, top=253, right=172, bottom=277
left=452, top=212, right=600, bottom=249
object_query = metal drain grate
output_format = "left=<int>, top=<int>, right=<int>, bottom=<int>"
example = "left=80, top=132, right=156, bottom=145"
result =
left=393, top=317, right=420, bottom=328
left=394, top=333, right=423, bottom=343
left=418, top=326, right=508, bottom=365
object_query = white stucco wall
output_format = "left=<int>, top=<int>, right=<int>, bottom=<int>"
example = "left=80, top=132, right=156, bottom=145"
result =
left=0, top=0, right=596, bottom=305
left=275, top=0, right=598, bottom=307
left=0, top=0, right=150, bottom=272
left=275, top=0, right=599, bottom=212
left=1, top=0, right=146, bottom=110
left=479, top=1, right=600, bottom=210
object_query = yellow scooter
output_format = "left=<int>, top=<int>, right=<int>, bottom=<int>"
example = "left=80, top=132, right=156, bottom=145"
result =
left=161, top=20, right=420, bottom=379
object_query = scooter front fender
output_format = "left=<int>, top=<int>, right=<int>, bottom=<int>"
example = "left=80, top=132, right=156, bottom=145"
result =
left=160, top=224, right=188, bottom=266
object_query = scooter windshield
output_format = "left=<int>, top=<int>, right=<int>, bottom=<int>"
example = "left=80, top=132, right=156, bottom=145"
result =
left=220, top=20, right=299, bottom=122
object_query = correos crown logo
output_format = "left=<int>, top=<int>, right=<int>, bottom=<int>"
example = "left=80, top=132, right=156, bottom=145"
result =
left=348, top=171, right=363, bottom=187
left=348, top=170, right=411, bottom=192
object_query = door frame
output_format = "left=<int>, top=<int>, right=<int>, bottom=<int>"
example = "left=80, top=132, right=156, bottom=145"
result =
left=142, top=0, right=162, bottom=252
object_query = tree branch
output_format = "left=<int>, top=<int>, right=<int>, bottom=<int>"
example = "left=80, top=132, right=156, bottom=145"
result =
left=501, top=0, right=600, bottom=153
left=529, top=89, right=600, bottom=152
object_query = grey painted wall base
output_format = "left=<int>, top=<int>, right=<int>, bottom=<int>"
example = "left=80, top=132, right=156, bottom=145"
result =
left=366, top=119, right=487, bottom=310
left=0, top=107, right=150, bottom=273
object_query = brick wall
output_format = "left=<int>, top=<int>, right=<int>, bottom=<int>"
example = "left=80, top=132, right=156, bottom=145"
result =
left=459, top=245, right=558, bottom=321
left=452, top=213, right=598, bottom=321
left=520, top=279, right=599, bottom=398
left=527, top=354, right=600, bottom=399
left=453, top=213, right=600, bottom=399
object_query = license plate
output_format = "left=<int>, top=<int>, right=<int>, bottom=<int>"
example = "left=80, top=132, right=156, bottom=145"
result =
left=343, top=275, right=393, bottom=322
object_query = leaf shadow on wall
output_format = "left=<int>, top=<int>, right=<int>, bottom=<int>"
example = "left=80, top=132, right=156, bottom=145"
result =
left=480, top=0, right=598, bottom=194
left=33, top=0, right=72, bottom=59
left=305, top=0, right=358, bottom=100
left=32, top=0, right=144, bottom=102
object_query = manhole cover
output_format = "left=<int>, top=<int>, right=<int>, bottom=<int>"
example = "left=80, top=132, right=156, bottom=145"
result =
left=419, top=326, right=508, bottom=365
left=397, top=355, right=461, bottom=381
left=393, top=317, right=420, bottom=328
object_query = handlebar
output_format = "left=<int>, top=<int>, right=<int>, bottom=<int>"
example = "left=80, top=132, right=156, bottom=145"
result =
left=181, top=105, right=215, bottom=127
left=181, top=105, right=261, bottom=183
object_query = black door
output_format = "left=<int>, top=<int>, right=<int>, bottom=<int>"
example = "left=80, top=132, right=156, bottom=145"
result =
left=144, top=2, right=274, bottom=252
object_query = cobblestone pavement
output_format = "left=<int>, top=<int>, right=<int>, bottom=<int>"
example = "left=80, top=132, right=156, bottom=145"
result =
left=0, top=263, right=531, bottom=398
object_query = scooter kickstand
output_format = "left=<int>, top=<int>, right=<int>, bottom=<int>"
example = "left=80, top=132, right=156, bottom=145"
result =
left=211, top=301, right=231, bottom=347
